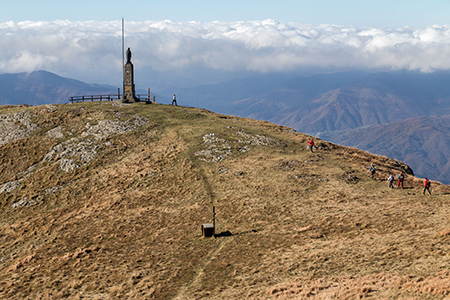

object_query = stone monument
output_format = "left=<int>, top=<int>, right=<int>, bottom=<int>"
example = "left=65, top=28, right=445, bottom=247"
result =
left=121, top=48, right=139, bottom=103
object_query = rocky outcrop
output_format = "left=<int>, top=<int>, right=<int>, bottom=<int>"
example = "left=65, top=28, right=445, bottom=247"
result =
left=43, top=115, right=150, bottom=172
left=0, top=111, right=40, bottom=146
left=194, top=130, right=277, bottom=162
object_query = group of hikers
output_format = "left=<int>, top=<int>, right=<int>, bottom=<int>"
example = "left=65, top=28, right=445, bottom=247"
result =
left=370, top=163, right=432, bottom=195
left=386, top=171, right=405, bottom=189
left=306, top=139, right=433, bottom=196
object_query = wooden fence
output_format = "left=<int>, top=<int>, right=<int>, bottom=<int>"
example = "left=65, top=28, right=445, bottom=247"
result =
left=69, top=94, right=119, bottom=103
left=69, top=88, right=156, bottom=104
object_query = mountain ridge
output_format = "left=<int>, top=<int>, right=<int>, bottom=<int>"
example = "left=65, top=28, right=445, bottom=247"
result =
left=321, top=114, right=450, bottom=184
left=0, top=102, right=449, bottom=299
left=2, top=69, right=450, bottom=184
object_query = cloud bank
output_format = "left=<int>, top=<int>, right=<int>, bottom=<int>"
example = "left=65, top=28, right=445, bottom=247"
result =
left=2, top=19, right=450, bottom=85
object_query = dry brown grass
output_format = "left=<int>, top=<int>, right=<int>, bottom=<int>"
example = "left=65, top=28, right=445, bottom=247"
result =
left=439, top=229, right=450, bottom=237
left=267, top=270, right=450, bottom=299
left=1, top=102, right=450, bottom=299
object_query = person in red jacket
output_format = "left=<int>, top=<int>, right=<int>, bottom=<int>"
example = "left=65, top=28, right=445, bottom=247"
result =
left=308, top=139, right=314, bottom=153
left=397, top=173, right=405, bottom=189
left=423, top=178, right=432, bottom=195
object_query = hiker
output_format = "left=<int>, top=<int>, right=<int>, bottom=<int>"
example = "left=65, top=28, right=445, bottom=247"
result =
left=369, top=164, right=376, bottom=179
left=397, top=172, right=405, bottom=189
left=387, top=174, right=394, bottom=188
left=423, top=178, right=432, bottom=195
left=308, top=139, right=314, bottom=153
left=172, top=94, right=177, bottom=106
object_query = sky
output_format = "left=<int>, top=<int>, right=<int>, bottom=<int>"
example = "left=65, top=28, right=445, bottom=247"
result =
left=2, top=0, right=450, bottom=27
left=2, top=0, right=450, bottom=88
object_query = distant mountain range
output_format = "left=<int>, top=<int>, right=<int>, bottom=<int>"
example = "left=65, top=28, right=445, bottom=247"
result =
left=269, top=71, right=450, bottom=134
left=179, top=70, right=450, bottom=184
left=2, top=69, right=450, bottom=184
left=320, top=115, right=450, bottom=185
left=0, top=71, right=118, bottom=105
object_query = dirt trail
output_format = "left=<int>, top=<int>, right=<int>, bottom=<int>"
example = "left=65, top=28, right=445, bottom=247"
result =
left=173, top=237, right=232, bottom=300
left=2, top=103, right=450, bottom=299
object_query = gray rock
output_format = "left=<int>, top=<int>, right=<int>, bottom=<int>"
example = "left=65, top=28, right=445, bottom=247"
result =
left=11, top=197, right=29, bottom=208
left=17, top=165, right=36, bottom=178
left=195, top=131, right=276, bottom=163
left=45, top=185, right=64, bottom=194
left=46, top=126, right=65, bottom=139
left=0, top=181, right=20, bottom=193
left=59, top=159, right=78, bottom=172
left=81, top=116, right=150, bottom=140
left=43, top=115, right=150, bottom=172
left=202, top=133, right=224, bottom=144
left=235, top=130, right=276, bottom=146
left=0, top=111, right=40, bottom=146
left=239, top=145, right=252, bottom=153
left=11, top=196, right=42, bottom=208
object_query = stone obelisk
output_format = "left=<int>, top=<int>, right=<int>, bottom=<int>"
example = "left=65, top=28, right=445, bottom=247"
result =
left=121, top=47, right=139, bottom=103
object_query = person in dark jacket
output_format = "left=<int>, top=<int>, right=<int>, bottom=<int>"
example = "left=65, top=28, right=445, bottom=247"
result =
left=388, top=174, right=394, bottom=188
left=172, top=94, right=177, bottom=105
left=369, top=164, right=376, bottom=179
left=423, top=178, right=432, bottom=195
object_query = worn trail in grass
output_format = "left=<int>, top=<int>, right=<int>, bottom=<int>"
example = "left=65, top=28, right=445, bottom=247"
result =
left=0, top=102, right=450, bottom=299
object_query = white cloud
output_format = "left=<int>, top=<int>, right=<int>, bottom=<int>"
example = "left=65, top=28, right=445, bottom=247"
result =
left=0, top=50, right=58, bottom=73
left=1, top=20, right=450, bottom=84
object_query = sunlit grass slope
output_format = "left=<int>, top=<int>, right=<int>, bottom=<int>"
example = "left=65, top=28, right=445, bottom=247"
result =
left=0, top=102, right=450, bottom=299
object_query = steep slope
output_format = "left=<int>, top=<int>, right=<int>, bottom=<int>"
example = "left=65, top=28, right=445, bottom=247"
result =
left=321, top=115, right=450, bottom=184
left=4, top=69, right=450, bottom=187
left=271, top=86, right=419, bottom=134
left=1, top=102, right=450, bottom=299
left=259, top=71, right=450, bottom=185
left=0, top=71, right=117, bottom=105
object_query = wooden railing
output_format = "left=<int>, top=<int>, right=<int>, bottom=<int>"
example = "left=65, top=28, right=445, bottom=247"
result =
left=136, top=94, right=156, bottom=103
left=69, top=94, right=120, bottom=103
left=69, top=88, right=156, bottom=104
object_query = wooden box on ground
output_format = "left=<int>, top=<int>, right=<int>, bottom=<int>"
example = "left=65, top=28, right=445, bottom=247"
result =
left=202, top=224, right=214, bottom=237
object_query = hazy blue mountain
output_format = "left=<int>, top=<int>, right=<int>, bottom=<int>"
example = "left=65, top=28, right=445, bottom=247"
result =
left=2, top=69, right=450, bottom=183
left=176, top=70, right=450, bottom=184
left=176, top=73, right=294, bottom=111
left=265, top=71, right=450, bottom=135
left=0, top=70, right=118, bottom=105
left=320, top=115, right=450, bottom=184
left=180, top=70, right=369, bottom=119
left=270, top=86, right=419, bottom=134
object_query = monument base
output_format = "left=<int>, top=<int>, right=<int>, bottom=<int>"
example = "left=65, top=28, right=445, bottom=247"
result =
left=120, top=96, right=140, bottom=103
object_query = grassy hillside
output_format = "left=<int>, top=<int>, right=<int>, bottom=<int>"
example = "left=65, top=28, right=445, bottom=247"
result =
left=1, top=102, right=450, bottom=299
left=321, top=115, right=450, bottom=185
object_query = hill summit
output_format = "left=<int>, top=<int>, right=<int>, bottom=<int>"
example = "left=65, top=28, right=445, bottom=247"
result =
left=1, top=102, right=450, bottom=299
